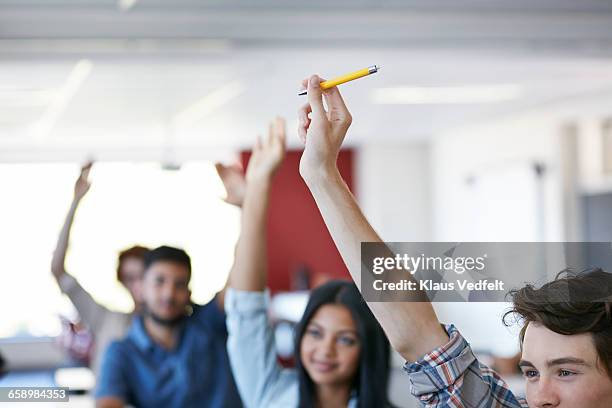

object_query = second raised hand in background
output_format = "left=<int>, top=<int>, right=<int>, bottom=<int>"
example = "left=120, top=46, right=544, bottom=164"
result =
left=245, top=116, right=286, bottom=183
left=74, top=160, right=93, bottom=201
left=215, top=162, right=246, bottom=208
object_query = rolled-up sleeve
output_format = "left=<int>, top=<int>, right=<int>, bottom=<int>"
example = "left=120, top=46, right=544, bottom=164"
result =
left=225, top=288, right=296, bottom=408
left=95, top=341, right=129, bottom=402
left=404, top=325, right=526, bottom=408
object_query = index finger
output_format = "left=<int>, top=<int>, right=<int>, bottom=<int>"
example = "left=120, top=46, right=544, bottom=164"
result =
left=300, top=77, right=328, bottom=93
left=81, top=160, right=93, bottom=171
left=273, top=117, right=286, bottom=142
left=80, top=162, right=92, bottom=179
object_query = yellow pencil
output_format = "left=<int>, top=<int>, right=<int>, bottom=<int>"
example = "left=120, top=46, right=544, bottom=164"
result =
left=298, top=65, right=380, bottom=96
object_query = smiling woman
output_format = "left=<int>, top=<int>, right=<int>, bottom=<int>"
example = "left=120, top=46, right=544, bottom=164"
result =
left=294, top=281, right=391, bottom=407
left=0, top=161, right=239, bottom=340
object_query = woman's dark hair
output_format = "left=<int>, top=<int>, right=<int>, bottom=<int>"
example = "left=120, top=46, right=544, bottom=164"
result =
left=0, top=351, right=6, bottom=379
left=294, top=280, right=393, bottom=407
left=503, top=267, right=612, bottom=377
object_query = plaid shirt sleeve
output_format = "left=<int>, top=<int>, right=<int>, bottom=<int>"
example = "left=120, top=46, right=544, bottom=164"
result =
left=404, top=324, right=529, bottom=408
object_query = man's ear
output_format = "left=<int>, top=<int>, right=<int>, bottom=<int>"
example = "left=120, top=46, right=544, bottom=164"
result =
left=185, top=291, right=194, bottom=316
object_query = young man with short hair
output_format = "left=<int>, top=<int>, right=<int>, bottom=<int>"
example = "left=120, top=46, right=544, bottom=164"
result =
left=95, top=246, right=242, bottom=408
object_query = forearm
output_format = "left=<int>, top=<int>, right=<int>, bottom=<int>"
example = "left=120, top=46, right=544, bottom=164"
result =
left=96, top=397, right=124, bottom=408
left=303, top=167, right=448, bottom=361
left=229, top=179, right=271, bottom=292
left=51, top=198, right=80, bottom=280
left=303, top=166, right=379, bottom=285
left=225, top=290, right=284, bottom=407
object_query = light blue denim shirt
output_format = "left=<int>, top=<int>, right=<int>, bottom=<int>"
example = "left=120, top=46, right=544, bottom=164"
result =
left=225, top=288, right=358, bottom=408
left=96, top=300, right=242, bottom=408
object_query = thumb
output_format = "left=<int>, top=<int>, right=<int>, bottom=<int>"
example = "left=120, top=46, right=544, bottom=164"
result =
left=214, top=162, right=226, bottom=177
left=307, top=75, right=326, bottom=119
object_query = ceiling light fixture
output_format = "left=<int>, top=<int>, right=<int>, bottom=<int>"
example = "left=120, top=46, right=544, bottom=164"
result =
left=118, top=0, right=139, bottom=11
left=372, top=84, right=522, bottom=104
left=32, top=59, right=93, bottom=140
left=173, top=81, right=245, bottom=129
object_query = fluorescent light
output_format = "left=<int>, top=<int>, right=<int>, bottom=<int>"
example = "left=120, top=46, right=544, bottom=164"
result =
left=372, top=84, right=522, bottom=104
left=0, top=87, right=56, bottom=107
left=31, top=59, right=93, bottom=140
left=174, top=81, right=245, bottom=129
left=0, top=39, right=231, bottom=54
left=118, top=0, right=139, bottom=11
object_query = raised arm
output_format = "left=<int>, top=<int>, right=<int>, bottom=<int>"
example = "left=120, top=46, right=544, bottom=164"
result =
left=224, top=119, right=292, bottom=407
left=212, top=161, right=247, bottom=310
left=297, top=75, right=448, bottom=362
left=51, top=162, right=112, bottom=332
left=229, top=118, right=285, bottom=291
left=51, top=161, right=92, bottom=282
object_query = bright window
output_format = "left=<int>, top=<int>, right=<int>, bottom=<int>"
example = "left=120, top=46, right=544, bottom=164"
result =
left=0, top=162, right=240, bottom=338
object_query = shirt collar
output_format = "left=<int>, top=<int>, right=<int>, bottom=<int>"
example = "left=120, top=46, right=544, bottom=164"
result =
left=128, top=315, right=190, bottom=353
left=128, top=315, right=155, bottom=352
left=348, top=391, right=358, bottom=408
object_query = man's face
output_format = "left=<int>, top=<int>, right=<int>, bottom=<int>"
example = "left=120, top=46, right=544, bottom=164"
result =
left=520, top=322, right=612, bottom=408
left=142, top=261, right=191, bottom=325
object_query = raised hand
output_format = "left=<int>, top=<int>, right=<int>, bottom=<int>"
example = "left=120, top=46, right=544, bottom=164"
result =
left=74, top=161, right=93, bottom=202
left=228, top=118, right=286, bottom=293
left=52, top=160, right=93, bottom=280
left=245, top=117, right=286, bottom=183
left=295, top=74, right=449, bottom=362
left=297, top=75, right=352, bottom=181
left=215, top=162, right=246, bottom=207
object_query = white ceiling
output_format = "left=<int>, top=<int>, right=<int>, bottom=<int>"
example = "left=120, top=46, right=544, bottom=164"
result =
left=2, top=1, right=612, bottom=161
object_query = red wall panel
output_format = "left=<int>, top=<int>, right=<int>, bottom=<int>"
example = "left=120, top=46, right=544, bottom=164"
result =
left=242, top=149, right=354, bottom=293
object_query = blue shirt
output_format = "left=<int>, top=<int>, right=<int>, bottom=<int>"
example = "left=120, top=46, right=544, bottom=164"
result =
left=96, top=299, right=242, bottom=408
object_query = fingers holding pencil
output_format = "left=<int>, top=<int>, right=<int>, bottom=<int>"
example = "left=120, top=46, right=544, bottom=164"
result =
left=297, top=66, right=377, bottom=181
left=297, top=65, right=379, bottom=96
left=297, top=74, right=352, bottom=181
left=298, top=75, right=351, bottom=134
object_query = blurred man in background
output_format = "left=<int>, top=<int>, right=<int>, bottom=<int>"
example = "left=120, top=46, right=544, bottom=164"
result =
left=95, top=246, right=242, bottom=408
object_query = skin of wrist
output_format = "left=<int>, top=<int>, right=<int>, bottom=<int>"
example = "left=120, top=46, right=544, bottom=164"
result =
left=301, top=162, right=341, bottom=187
left=245, top=176, right=273, bottom=192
